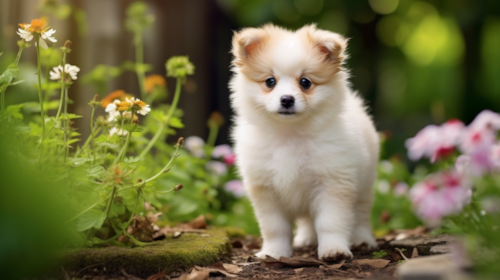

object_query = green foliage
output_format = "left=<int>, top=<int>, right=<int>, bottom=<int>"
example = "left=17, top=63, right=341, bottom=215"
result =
left=372, top=250, right=387, bottom=259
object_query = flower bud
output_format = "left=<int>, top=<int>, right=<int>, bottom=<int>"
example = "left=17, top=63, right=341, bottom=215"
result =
left=166, top=56, right=195, bottom=79
left=207, top=111, right=225, bottom=128
left=61, top=40, right=72, bottom=53
left=177, top=137, right=184, bottom=147
left=174, top=184, right=183, bottom=192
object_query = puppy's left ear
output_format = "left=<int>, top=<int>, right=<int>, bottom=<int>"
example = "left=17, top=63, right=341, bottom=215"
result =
left=302, top=25, right=348, bottom=67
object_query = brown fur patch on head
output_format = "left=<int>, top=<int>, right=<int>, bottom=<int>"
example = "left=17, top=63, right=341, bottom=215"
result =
left=231, top=25, right=273, bottom=67
left=298, top=24, right=348, bottom=83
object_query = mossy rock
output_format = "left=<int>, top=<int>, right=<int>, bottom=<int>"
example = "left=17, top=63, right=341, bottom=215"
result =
left=62, top=229, right=231, bottom=277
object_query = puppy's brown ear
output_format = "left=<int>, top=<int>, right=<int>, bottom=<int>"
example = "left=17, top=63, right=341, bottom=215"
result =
left=231, top=27, right=269, bottom=67
left=302, top=25, right=348, bottom=68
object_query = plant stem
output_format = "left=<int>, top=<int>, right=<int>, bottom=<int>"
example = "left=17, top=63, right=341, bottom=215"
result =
left=90, top=105, right=97, bottom=165
left=138, top=77, right=182, bottom=159
left=55, top=52, right=67, bottom=121
left=63, top=87, right=69, bottom=163
left=121, top=142, right=181, bottom=192
left=112, top=111, right=135, bottom=166
left=74, top=127, right=101, bottom=158
left=105, top=186, right=117, bottom=219
left=138, top=121, right=163, bottom=159
left=36, top=40, right=46, bottom=140
left=165, top=78, right=182, bottom=123
left=135, top=33, right=146, bottom=99
left=207, top=124, right=219, bottom=147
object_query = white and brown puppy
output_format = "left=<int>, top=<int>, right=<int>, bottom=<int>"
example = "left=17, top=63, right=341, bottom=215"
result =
left=229, top=24, right=379, bottom=261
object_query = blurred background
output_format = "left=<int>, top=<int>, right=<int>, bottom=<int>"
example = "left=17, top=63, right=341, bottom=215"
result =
left=1, top=0, right=500, bottom=158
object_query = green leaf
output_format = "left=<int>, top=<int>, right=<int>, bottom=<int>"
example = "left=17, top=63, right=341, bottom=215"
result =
left=8, top=80, right=25, bottom=86
left=124, top=156, right=141, bottom=163
left=0, top=64, right=19, bottom=84
left=4, top=104, right=25, bottom=119
left=169, top=117, right=184, bottom=128
left=124, top=124, right=144, bottom=133
left=12, top=124, right=31, bottom=134
left=68, top=157, right=91, bottom=166
left=62, top=113, right=83, bottom=120
left=109, top=202, right=126, bottom=217
left=87, top=166, right=105, bottom=178
left=66, top=138, right=81, bottom=145
left=76, top=209, right=106, bottom=232
left=0, top=52, right=3, bottom=57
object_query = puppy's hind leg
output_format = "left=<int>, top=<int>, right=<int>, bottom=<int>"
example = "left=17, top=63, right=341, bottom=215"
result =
left=248, top=185, right=293, bottom=259
left=293, top=217, right=318, bottom=247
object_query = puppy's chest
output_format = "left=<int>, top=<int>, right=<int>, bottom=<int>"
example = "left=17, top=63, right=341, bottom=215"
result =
left=257, top=136, right=321, bottom=188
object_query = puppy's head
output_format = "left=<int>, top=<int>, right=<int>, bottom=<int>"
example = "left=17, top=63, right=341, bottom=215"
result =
left=231, top=24, right=348, bottom=122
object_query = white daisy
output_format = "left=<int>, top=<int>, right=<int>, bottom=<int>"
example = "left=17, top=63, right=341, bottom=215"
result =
left=49, top=64, right=80, bottom=81
left=17, top=18, right=56, bottom=49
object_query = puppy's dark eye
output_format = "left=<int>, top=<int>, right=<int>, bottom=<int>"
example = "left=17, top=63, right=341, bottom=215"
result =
left=265, top=77, right=276, bottom=88
left=299, top=78, right=312, bottom=90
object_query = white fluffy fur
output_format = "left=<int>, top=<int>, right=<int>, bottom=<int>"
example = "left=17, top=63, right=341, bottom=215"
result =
left=229, top=24, right=379, bottom=261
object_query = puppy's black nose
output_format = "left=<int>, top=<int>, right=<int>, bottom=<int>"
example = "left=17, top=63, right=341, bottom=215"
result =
left=280, top=95, right=295, bottom=109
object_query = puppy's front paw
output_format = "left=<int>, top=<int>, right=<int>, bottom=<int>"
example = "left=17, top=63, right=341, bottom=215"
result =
left=255, top=247, right=292, bottom=259
left=351, top=227, right=377, bottom=249
left=318, top=243, right=353, bottom=261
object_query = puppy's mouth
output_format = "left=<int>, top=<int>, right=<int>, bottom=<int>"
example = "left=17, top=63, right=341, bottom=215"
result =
left=278, top=110, right=296, bottom=115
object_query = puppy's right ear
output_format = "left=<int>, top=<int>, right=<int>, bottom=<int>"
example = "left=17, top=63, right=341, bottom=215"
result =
left=231, top=27, right=268, bottom=67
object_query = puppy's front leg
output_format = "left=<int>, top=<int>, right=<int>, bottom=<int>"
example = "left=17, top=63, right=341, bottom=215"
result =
left=313, top=182, right=356, bottom=261
left=248, top=185, right=293, bottom=259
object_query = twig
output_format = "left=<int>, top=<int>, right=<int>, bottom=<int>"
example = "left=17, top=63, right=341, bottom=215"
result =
left=75, top=257, right=116, bottom=277
left=61, top=266, right=70, bottom=280
left=395, top=248, right=409, bottom=261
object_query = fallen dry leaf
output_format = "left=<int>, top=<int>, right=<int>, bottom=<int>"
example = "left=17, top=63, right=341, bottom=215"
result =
left=261, top=255, right=329, bottom=268
left=146, top=269, right=166, bottom=280
left=294, top=268, right=305, bottom=275
left=411, top=247, right=419, bottom=258
left=222, top=263, right=242, bottom=274
left=352, top=259, right=390, bottom=268
left=195, top=263, right=238, bottom=278
left=326, top=259, right=345, bottom=269
left=179, top=268, right=209, bottom=280
left=187, top=215, right=207, bottom=229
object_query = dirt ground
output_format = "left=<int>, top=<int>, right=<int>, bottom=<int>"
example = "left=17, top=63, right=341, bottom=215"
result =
left=77, top=234, right=414, bottom=280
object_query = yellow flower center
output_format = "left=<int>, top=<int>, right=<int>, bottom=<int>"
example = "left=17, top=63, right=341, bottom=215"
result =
left=28, top=18, right=48, bottom=33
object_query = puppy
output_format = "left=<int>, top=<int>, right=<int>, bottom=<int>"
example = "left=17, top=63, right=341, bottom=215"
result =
left=229, top=24, right=379, bottom=261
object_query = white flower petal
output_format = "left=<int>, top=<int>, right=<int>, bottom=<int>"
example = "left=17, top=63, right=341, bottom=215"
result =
left=38, top=38, right=48, bottom=49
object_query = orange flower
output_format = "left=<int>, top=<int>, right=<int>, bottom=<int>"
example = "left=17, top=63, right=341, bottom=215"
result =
left=144, top=74, right=166, bottom=93
left=101, top=90, right=130, bottom=108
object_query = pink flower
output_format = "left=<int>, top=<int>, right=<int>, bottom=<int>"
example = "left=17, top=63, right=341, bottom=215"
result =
left=212, top=144, right=236, bottom=166
left=393, top=182, right=409, bottom=197
left=455, top=142, right=500, bottom=176
left=223, top=154, right=236, bottom=166
left=185, top=136, right=205, bottom=158
left=224, top=180, right=245, bottom=197
left=410, top=171, right=471, bottom=225
left=405, top=119, right=464, bottom=162
left=205, top=161, right=227, bottom=175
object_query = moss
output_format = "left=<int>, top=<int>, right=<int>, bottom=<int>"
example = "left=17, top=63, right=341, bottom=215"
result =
left=62, top=229, right=230, bottom=277
left=224, top=227, right=246, bottom=238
